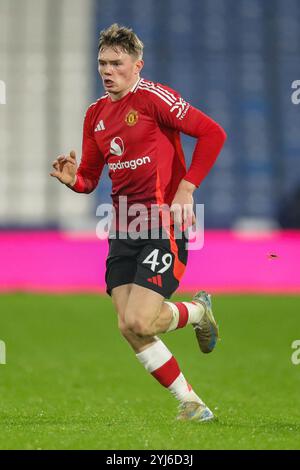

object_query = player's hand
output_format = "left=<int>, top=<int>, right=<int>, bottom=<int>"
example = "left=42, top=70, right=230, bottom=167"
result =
left=50, top=150, right=78, bottom=186
left=171, top=180, right=196, bottom=230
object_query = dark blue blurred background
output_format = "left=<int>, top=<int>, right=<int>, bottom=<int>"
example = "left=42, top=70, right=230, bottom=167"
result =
left=0, top=0, right=299, bottom=230
left=94, top=0, right=300, bottom=229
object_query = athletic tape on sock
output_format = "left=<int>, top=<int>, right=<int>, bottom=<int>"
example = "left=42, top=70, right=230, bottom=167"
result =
left=165, top=301, right=180, bottom=332
left=136, top=339, right=172, bottom=372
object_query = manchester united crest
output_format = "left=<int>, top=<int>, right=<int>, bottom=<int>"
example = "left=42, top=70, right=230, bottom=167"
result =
left=125, top=110, right=138, bottom=126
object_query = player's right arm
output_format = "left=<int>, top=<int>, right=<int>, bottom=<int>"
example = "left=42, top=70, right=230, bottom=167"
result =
left=50, top=105, right=105, bottom=193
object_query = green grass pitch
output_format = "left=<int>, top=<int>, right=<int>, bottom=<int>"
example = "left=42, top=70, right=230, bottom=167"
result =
left=0, top=293, right=299, bottom=450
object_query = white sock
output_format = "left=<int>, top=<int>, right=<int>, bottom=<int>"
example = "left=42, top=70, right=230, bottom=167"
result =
left=136, top=339, right=203, bottom=404
left=165, top=301, right=205, bottom=332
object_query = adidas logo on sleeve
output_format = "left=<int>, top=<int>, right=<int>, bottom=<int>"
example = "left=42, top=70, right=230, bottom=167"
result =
left=95, top=120, right=105, bottom=132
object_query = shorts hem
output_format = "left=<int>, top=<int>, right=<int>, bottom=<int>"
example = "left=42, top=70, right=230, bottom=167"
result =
left=106, top=279, right=135, bottom=297
left=131, top=279, right=177, bottom=299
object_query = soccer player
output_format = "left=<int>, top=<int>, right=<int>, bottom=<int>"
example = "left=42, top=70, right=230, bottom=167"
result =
left=50, top=24, right=227, bottom=421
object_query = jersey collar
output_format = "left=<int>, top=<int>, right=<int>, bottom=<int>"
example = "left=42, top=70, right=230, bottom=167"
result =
left=130, top=78, right=141, bottom=93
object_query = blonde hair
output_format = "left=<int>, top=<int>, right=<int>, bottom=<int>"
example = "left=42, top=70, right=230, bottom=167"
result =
left=98, top=23, right=144, bottom=59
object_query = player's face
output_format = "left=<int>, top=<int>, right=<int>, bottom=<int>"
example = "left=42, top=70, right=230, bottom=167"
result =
left=98, top=47, right=143, bottom=100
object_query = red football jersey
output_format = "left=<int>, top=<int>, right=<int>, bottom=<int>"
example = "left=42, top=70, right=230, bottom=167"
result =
left=71, top=78, right=226, bottom=222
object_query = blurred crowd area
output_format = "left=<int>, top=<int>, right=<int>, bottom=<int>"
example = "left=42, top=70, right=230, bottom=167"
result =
left=0, top=0, right=299, bottom=231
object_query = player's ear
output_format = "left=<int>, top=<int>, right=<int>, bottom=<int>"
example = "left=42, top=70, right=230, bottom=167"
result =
left=135, top=59, right=144, bottom=74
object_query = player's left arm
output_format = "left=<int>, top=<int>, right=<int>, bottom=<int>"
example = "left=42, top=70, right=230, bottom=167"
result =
left=147, top=86, right=227, bottom=226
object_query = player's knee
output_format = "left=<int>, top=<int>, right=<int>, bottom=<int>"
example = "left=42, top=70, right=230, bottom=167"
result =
left=118, top=317, right=130, bottom=337
left=125, top=318, right=151, bottom=337
left=119, top=318, right=149, bottom=339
